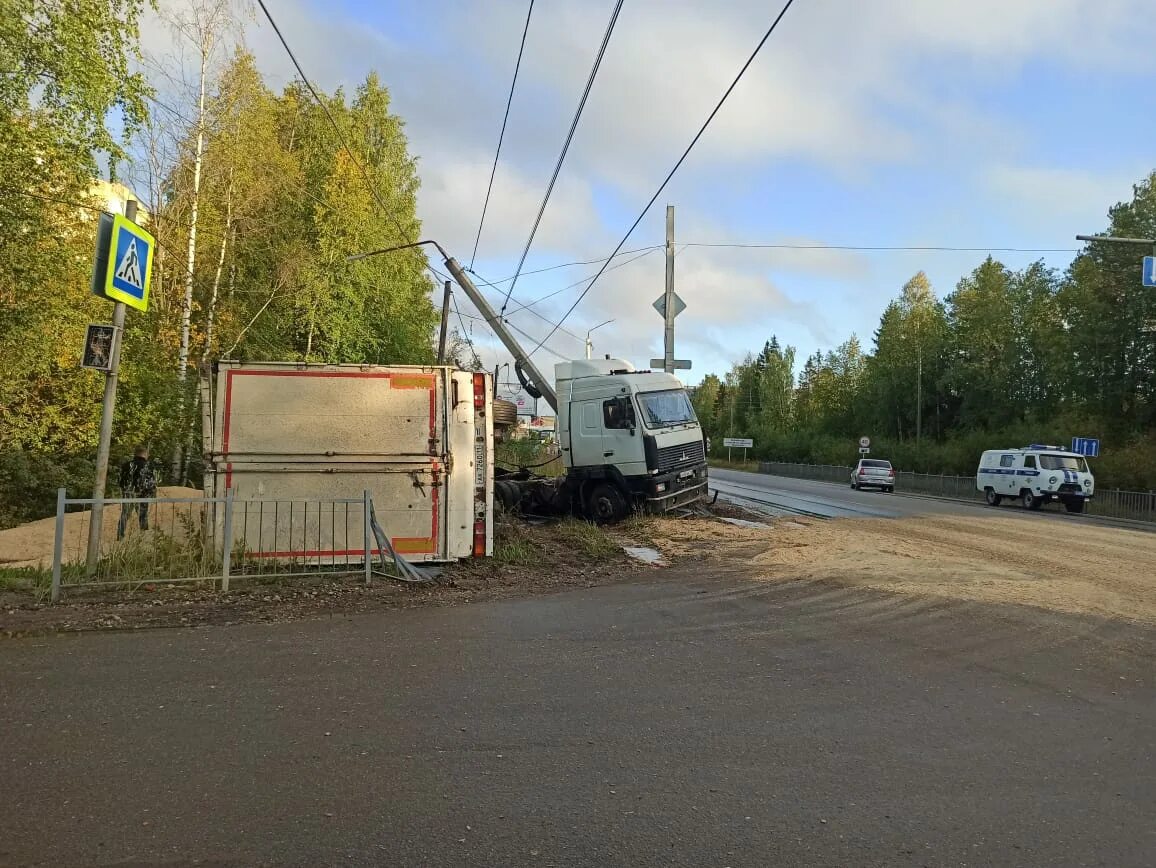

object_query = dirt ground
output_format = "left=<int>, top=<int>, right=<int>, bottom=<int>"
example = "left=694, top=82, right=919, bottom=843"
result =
left=4, top=502, right=1156, bottom=635
left=750, top=514, right=1156, bottom=625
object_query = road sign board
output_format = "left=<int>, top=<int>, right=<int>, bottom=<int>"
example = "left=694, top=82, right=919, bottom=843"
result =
left=93, top=213, right=154, bottom=311
left=1071, top=436, right=1100, bottom=458
left=859, top=436, right=870, bottom=448
left=859, top=447, right=871, bottom=454
left=650, top=359, right=692, bottom=370
left=81, top=324, right=117, bottom=371
left=652, top=292, right=686, bottom=320
left=1144, top=256, right=1156, bottom=288
left=723, top=437, right=753, bottom=448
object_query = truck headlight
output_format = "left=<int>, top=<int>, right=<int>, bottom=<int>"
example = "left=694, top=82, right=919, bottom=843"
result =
left=1084, top=479, right=1092, bottom=487
left=1049, top=476, right=1058, bottom=485
left=655, top=482, right=667, bottom=493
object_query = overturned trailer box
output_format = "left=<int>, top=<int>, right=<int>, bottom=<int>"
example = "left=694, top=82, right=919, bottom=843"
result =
left=202, top=361, right=494, bottom=564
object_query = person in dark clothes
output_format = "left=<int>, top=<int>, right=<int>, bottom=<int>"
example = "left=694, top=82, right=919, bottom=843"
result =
left=117, top=446, right=157, bottom=540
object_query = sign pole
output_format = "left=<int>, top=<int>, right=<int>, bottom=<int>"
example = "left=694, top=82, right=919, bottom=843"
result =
left=86, top=199, right=136, bottom=574
left=664, top=204, right=675, bottom=375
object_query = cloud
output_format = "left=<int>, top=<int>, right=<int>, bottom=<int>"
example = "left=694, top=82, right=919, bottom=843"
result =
left=984, top=165, right=1148, bottom=231
left=129, top=0, right=1156, bottom=384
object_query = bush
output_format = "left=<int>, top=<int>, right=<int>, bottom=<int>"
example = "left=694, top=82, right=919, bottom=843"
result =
left=0, top=450, right=94, bottom=529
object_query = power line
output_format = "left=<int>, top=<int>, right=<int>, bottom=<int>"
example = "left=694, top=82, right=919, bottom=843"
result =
left=528, top=0, right=799, bottom=356
left=682, top=242, right=1081, bottom=253
left=470, top=0, right=535, bottom=269
left=465, top=267, right=584, bottom=344
left=502, top=245, right=661, bottom=318
left=486, top=245, right=662, bottom=285
left=498, top=0, right=625, bottom=315
left=254, top=0, right=415, bottom=248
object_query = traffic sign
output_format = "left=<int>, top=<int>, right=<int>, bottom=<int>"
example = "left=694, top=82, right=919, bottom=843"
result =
left=81, top=324, right=117, bottom=371
left=1071, top=436, right=1100, bottom=458
left=859, top=447, right=871, bottom=454
left=859, top=436, right=870, bottom=448
left=723, top=437, right=753, bottom=448
left=1143, top=256, right=1156, bottom=288
left=650, top=358, right=692, bottom=370
left=92, top=212, right=154, bottom=311
left=652, top=292, right=686, bottom=320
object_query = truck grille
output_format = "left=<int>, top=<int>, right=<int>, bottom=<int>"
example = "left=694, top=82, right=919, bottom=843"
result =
left=654, top=440, right=705, bottom=473
left=1058, top=483, right=1082, bottom=494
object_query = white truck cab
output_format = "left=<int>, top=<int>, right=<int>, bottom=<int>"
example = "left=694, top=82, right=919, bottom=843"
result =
left=976, top=445, right=1095, bottom=513
left=555, top=358, right=708, bottom=520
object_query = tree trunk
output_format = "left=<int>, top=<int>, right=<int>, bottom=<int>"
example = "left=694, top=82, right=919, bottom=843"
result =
left=200, top=177, right=232, bottom=368
left=172, top=41, right=209, bottom=480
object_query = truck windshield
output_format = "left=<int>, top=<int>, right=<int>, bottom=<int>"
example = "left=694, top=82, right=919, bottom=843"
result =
left=636, top=390, right=697, bottom=428
left=1039, top=455, right=1089, bottom=472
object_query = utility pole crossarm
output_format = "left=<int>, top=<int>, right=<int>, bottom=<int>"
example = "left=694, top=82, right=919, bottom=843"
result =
left=1076, top=235, right=1156, bottom=245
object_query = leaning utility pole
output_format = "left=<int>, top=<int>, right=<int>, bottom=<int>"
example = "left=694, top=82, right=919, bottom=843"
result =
left=663, top=205, right=675, bottom=374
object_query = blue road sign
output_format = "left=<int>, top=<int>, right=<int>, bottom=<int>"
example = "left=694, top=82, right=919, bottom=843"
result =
left=1144, top=256, right=1156, bottom=288
left=93, top=213, right=154, bottom=311
left=1071, top=437, right=1100, bottom=458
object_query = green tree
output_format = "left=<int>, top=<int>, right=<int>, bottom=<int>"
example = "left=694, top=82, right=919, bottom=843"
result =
left=1058, top=172, right=1156, bottom=432
left=0, top=0, right=152, bottom=455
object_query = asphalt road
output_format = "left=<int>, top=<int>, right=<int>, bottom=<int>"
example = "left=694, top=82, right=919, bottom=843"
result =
left=2, top=571, right=1154, bottom=866
left=709, top=468, right=1146, bottom=527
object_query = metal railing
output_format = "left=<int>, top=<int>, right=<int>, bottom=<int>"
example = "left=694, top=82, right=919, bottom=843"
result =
left=49, top=488, right=429, bottom=602
left=754, top=461, right=1156, bottom=523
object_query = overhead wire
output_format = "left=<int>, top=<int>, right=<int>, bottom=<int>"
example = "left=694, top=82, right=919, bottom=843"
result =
left=681, top=242, right=1081, bottom=253
left=502, top=245, right=661, bottom=318
left=470, top=0, right=536, bottom=269
left=527, top=0, right=800, bottom=356
left=465, top=267, right=584, bottom=343
left=497, top=0, right=625, bottom=315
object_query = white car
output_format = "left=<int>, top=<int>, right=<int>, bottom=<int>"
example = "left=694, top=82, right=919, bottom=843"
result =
left=851, top=458, right=895, bottom=492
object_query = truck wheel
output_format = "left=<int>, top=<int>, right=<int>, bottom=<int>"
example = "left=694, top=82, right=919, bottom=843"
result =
left=1065, top=499, right=1086, bottom=514
left=984, top=488, right=1002, bottom=507
left=586, top=483, right=628, bottom=525
left=1021, top=490, right=1041, bottom=511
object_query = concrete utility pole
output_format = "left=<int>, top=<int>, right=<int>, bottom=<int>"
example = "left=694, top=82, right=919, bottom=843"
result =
left=664, top=204, right=675, bottom=374
left=87, top=199, right=136, bottom=573
left=436, top=279, right=452, bottom=364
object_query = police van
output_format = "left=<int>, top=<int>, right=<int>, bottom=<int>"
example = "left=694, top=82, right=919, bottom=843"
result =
left=976, top=445, right=1095, bottom=513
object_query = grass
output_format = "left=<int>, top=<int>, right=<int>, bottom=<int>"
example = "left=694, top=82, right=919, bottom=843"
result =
left=553, top=518, right=620, bottom=558
left=493, top=538, right=539, bottom=566
left=617, top=513, right=659, bottom=546
left=708, top=457, right=761, bottom=472
left=0, top=566, right=51, bottom=593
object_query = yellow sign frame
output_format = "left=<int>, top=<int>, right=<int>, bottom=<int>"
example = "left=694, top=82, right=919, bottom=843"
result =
left=100, top=214, right=154, bottom=312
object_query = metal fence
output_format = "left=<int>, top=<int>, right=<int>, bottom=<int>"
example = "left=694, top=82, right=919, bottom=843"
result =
left=50, top=488, right=426, bottom=602
left=755, top=461, right=1156, bottom=523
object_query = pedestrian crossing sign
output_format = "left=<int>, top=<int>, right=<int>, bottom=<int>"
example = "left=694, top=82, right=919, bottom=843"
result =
left=94, top=213, right=154, bottom=311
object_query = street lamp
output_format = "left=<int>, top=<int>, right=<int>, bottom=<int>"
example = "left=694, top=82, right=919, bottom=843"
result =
left=585, top=319, right=615, bottom=359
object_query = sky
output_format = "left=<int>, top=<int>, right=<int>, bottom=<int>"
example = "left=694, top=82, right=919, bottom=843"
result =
left=138, top=0, right=1156, bottom=396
